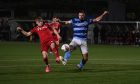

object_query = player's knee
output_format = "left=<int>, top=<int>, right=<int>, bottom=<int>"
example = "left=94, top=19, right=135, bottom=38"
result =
left=83, top=54, right=88, bottom=61
left=55, top=41, right=59, bottom=46
left=84, top=57, right=88, bottom=61
left=42, top=51, right=48, bottom=58
left=50, top=43, right=55, bottom=49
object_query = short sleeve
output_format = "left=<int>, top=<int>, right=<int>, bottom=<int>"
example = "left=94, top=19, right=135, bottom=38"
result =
left=86, top=16, right=94, bottom=24
left=88, top=19, right=93, bottom=24
left=30, top=28, right=36, bottom=33
left=58, top=22, right=62, bottom=28
left=44, top=23, right=49, bottom=26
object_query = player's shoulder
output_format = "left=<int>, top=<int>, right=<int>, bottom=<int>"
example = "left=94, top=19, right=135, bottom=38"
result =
left=50, top=22, right=61, bottom=26
left=49, top=22, right=55, bottom=25
left=44, top=22, right=49, bottom=25
left=32, top=26, right=38, bottom=30
left=30, top=26, right=37, bottom=32
left=44, top=22, right=50, bottom=27
left=48, top=22, right=54, bottom=28
left=71, top=18, right=80, bottom=23
left=72, top=18, right=80, bottom=21
left=72, top=18, right=89, bottom=22
left=55, top=22, right=61, bottom=26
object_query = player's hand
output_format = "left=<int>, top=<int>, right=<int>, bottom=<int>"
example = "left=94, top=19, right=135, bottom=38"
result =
left=103, top=11, right=109, bottom=15
left=57, top=18, right=61, bottom=22
left=17, top=26, right=23, bottom=32
left=57, top=35, right=62, bottom=41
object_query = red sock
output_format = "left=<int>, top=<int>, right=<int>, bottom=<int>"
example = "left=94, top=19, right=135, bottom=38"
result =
left=52, top=47, right=59, bottom=59
left=50, top=48, right=53, bottom=52
left=43, top=57, right=48, bottom=65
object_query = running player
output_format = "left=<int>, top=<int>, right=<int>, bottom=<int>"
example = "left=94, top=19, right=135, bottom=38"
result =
left=17, top=17, right=60, bottom=73
left=59, top=10, right=108, bottom=70
left=49, top=16, right=61, bottom=46
left=49, top=16, right=61, bottom=54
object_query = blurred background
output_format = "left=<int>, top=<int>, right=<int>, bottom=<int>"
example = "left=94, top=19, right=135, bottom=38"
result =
left=0, top=0, right=140, bottom=46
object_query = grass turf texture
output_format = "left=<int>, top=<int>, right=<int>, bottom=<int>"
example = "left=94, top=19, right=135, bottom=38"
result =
left=0, top=42, right=140, bottom=84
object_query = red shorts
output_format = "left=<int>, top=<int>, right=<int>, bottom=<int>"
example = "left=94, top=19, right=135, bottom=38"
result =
left=40, top=39, right=54, bottom=52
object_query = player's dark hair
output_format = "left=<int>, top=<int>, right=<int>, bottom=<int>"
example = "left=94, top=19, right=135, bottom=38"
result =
left=78, top=10, right=85, bottom=14
left=35, top=17, right=43, bottom=22
left=52, top=16, right=58, bottom=19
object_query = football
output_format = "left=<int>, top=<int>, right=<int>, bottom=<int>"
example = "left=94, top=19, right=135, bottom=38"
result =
left=61, top=44, right=69, bottom=52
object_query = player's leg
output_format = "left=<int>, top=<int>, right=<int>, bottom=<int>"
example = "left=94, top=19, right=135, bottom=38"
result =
left=55, top=40, right=60, bottom=46
left=49, top=48, right=53, bottom=55
left=59, top=45, right=72, bottom=65
left=77, top=53, right=88, bottom=70
left=64, top=38, right=78, bottom=61
left=41, top=43, right=50, bottom=73
left=54, top=40, right=60, bottom=57
left=60, top=38, right=77, bottom=65
left=49, top=41, right=59, bottom=56
left=77, top=40, right=88, bottom=70
left=42, top=51, right=49, bottom=65
left=50, top=42, right=60, bottom=63
left=49, top=38, right=59, bottom=56
left=41, top=51, right=50, bottom=73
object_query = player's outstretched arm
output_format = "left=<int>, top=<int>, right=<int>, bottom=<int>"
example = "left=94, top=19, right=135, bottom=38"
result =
left=64, top=21, right=72, bottom=24
left=58, top=19, right=71, bottom=25
left=93, top=11, right=108, bottom=22
left=17, top=27, right=32, bottom=37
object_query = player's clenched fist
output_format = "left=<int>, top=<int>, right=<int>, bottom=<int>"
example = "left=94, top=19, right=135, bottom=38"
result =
left=17, top=26, right=23, bottom=32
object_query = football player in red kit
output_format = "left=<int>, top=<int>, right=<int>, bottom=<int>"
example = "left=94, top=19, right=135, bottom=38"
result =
left=49, top=16, right=61, bottom=54
left=50, top=16, right=61, bottom=46
left=17, top=17, right=60, bottom=73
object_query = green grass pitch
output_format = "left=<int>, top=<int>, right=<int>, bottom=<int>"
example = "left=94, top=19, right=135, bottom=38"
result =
left=0, top=42, right=140, bottom=84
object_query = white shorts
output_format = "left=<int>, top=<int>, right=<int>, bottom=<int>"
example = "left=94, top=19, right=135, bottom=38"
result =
left=69, top=37, right=88, bottom=54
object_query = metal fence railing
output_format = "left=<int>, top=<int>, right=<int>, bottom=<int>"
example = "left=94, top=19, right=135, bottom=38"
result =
left=88, top=21, right=140, bottom=45
left=0, top=20, right=140, bottom=45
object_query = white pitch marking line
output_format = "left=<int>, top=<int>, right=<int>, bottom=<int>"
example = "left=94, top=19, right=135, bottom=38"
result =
left=0, top=64, right=74, bottom=68
left=0, top=59, right=140, bottom=61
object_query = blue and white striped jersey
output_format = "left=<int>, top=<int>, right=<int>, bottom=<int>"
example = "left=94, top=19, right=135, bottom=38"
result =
left=70, top=18, right=92, bottom=40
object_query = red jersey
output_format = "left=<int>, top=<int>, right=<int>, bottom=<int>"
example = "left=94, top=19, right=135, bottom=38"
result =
left=49, top=22, right=61, bottom=33
left=30, top=23, right=53, bottom=43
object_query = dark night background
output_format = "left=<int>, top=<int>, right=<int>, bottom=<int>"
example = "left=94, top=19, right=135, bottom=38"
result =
left=0, top=0, right=140, bottom=20
left=0, top=0, right=140, bottom=44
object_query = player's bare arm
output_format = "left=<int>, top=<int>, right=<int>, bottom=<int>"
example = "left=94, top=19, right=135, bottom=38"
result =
left=59, top=20, right=71, bottom=25
left=52, top=27, right=61, bottom=40
left=93, top=11, right=108, bottom=22
left=17, top=27, right=32, bottom=37
left=58, top=27, right=60, bottom=33
left=64, top=21, right=72, bottom=24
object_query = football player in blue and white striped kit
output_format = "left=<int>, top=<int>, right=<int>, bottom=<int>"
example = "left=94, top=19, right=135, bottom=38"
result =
left=60, top=10, right=108, bottom=70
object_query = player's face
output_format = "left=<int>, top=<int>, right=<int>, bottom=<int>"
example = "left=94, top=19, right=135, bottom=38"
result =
left=36, top=20, right=43, bottom=26
left=52, top=18, right=58, bottom=22
left=78, top=13, right=85, bottom=20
